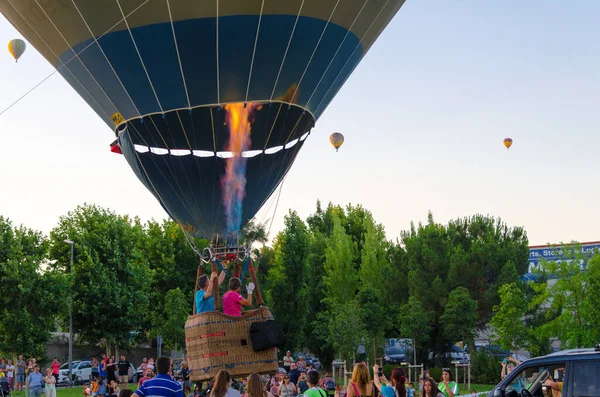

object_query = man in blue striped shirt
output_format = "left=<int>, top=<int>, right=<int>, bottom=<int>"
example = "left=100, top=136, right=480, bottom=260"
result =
left=133, top=357, right=183, bottom=397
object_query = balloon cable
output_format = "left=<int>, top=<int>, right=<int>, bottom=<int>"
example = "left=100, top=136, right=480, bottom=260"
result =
left=267, top=174, right=286, bottom=238
left=0, top=69, right=57, bottom=117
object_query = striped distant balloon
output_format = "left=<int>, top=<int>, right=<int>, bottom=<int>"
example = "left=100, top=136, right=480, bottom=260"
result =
left=330, top=132, right=344, bottom=152
left=7, top=39, right=26, bottom=62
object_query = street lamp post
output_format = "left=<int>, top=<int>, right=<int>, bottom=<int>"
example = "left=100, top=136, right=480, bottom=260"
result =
left=64, top=239, right=74, bottom=387
left=413, top=338, right=417, bottom=365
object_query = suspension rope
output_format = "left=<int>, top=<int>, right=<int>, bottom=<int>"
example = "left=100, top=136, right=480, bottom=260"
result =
left=244, top=0, right=265, bottom=104
left=177, top=110, right=211, bottom=206
left=6, top=1, right=110, bottom=121
left=0, top=71, right=56, bottom=117
left=33, top=0, right=121, bottom=117
left=0, top=0, right=151, bottom=118
left=166, top=0, right=191, bottom=109
left=287, top=0, right=341, bottom=104
left=269, top=0, right=304, bottom=101
left=313, top=0, right=391, bottom=116
left=116, top=0, right=164, bottom=113
left=262, top=103, right=284, bottom=150
left=267, top=171, right=287, bottom=238
left=126, top=123, right=209, bottom=259
left=304, top=0, right=369, bottom=109
left=216, top=0, right=221, bottom=104
left=161, top=115, right=205, bottom=228
left=70, top=0, right=142, bottom=117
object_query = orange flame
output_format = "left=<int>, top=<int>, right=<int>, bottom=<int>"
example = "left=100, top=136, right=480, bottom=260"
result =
left=221, top=102, right=261, bottom=233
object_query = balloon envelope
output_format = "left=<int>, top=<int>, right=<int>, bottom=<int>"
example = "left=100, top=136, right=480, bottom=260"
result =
left=8, top=38, right=25, bottom=62
left=503, top=138, right=513, bottom=149
left=0, top=1, right=405, bottom=237
left=330, top=132, right=344, bottom=151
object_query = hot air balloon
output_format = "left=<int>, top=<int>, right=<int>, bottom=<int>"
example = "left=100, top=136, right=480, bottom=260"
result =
left=503, top=138, right=513, bottom=150
left=330, top=132, right=344, bottom=152
left=0, top=0, right=404, bottom=379
left=0, top=0, right=404, bottom=238
left=7, top=38, right=25, bottom=62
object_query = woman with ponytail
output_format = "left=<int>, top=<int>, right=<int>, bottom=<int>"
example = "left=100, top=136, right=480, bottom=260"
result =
left=373, top=365, right=407, bottom=397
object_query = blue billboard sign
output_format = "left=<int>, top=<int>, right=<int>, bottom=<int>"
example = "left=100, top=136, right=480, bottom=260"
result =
left=523, top=241, right=600, bottom=281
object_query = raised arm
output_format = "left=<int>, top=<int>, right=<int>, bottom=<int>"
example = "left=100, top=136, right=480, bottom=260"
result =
left=205, top=272, right=218, bottom=296
left=240, top=282, right=255, bottom=307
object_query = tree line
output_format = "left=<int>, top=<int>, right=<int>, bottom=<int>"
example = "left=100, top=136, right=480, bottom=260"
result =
left=0, top=204, right=201, bottom=359
left=258, top=201, right=530, bottom=366
left=1, top=201, right=597, bottom=370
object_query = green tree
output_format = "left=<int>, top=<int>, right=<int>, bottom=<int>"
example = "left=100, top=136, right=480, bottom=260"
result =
left=358, top=217, right=391, bottom=362
left=489, top=282, right=531, bottom=352
left=305, top=230, right=334, bottom=364
left=240, top=218, right=269, bottom=247
left=140, top=219, right=207, bottom=339
left=265, top=210, right=311, bottom=352
left=531, top=243, right=598, bottom=348
left=583, top=254, right=600, bottom=345
left=48, top=204, right=151, bottom=350
left=255, top=245, right=275, bottom=292
left=304, top=202, right=342, bottom=366
left=440, top=287, right=478, bottom=345
left=320, top=214, right=365, bottom=359
left=327, top=300, right=366, bottom=361
left=398, top=297, right=433, bottom=362
left=399, top=212, right=529, bottom=359
left=151, top=288, right=190, bottom=351
left=0, top=217, right=69, bottom=358
left=323, top=215, right=357, bottom=307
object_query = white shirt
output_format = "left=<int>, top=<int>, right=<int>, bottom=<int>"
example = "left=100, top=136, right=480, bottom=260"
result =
left=226, top=388, right=242, bottom=397
left=283, top=356, right=294, bottom=366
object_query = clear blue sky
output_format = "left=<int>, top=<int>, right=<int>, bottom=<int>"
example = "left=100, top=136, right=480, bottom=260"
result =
left=1, top=1, right=599, bottom=246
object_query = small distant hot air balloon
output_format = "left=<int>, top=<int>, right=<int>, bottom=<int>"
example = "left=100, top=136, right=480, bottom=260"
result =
left=503, top=137, right=513, bottom=150
left=8, top=39, right=26, bottom=62
left=330, top=132, right=344, bottom=152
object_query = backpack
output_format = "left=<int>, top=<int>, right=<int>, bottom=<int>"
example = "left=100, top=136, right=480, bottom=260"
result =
left=249, top=320, right=285, bottom=352
left=323, top=378, right=336, bottom=390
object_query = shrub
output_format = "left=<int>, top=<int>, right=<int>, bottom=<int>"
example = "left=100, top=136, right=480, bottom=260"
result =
left=427, top=367, right=442, bottom=382
left=382, top=364, right=400, bottom=378
left=470, top=350, right=502, bottom=384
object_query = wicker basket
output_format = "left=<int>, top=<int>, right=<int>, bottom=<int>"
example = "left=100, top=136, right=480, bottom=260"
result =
left=185, top=306, right=279, bottom=381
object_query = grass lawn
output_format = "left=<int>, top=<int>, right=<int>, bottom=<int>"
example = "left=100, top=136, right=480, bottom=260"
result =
left=8, top=383, right=496, bottom=397
left=9, top=385, right=138, bottom=397
left=461, top=384, right=495, bottom=393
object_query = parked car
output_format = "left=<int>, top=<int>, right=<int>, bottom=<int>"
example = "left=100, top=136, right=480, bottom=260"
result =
left=488, top=345, right=600, bottom=397
left=58, top=360, right=91, bottom=385
left=472, top=343, right=528, bottom=362
left=428, top=344, right=470, bottom=365
left=58, top=360, right=138, bottom=386
left=384, top=346, right=407, bottom=365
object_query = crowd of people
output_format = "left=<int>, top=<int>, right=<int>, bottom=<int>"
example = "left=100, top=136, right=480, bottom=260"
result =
left=197, top=362, right=462, bottom=397
left=0, top=356, right=62, bottom=396
left=0, top=351, right=468, bottom=397
left=2, top=348, right=542, bottom=397
left=183, top=353, right=468, bottom=397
